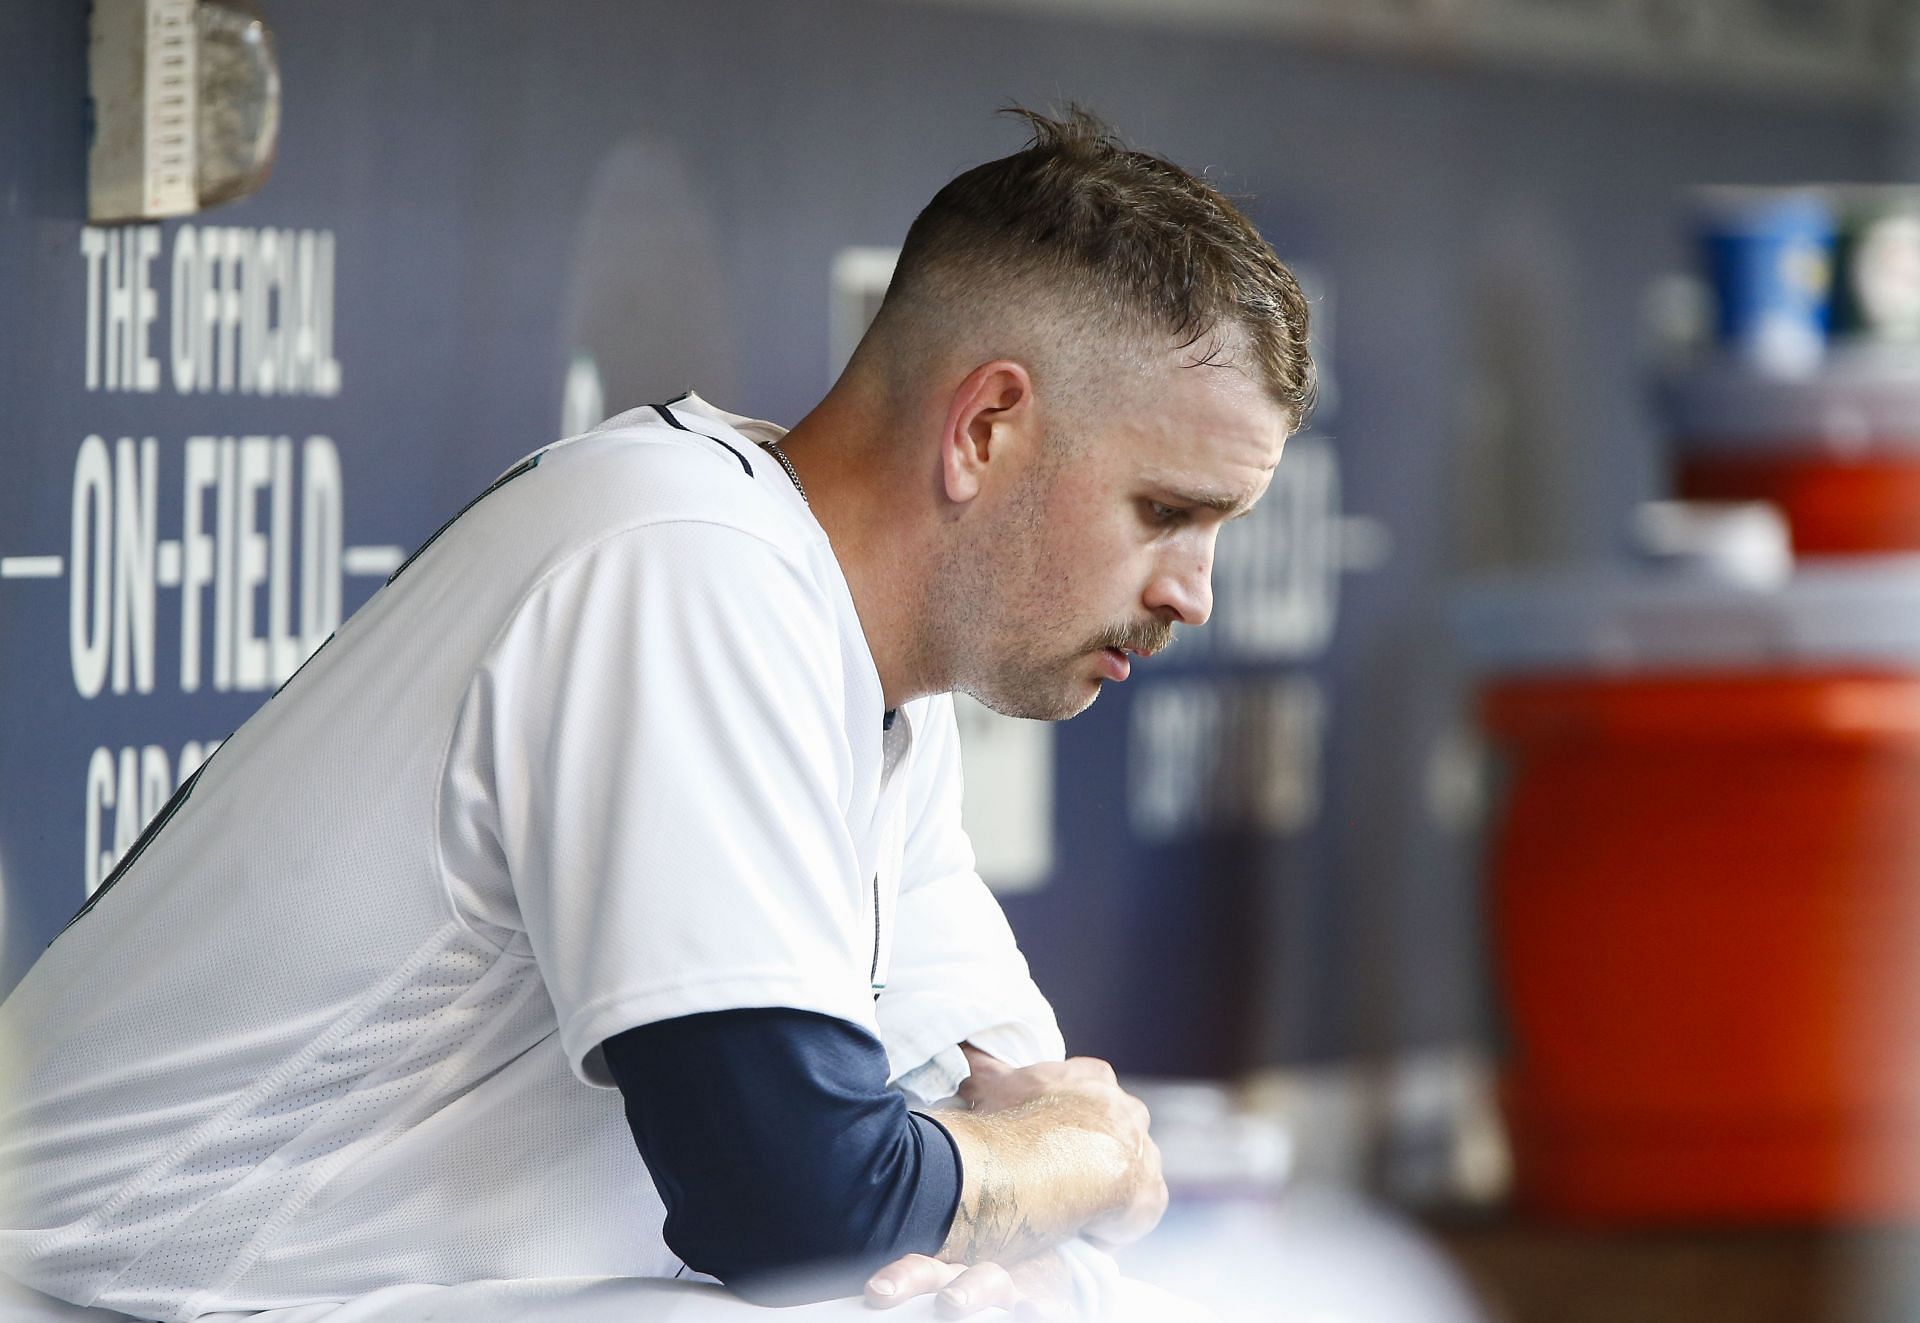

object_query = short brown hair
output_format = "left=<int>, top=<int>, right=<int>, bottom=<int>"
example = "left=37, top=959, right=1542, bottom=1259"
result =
left=873, top=105, right=1314, bottom=427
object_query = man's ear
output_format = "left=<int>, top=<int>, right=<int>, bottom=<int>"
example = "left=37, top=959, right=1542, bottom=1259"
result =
left=938, top=360, right=1034, bottom=507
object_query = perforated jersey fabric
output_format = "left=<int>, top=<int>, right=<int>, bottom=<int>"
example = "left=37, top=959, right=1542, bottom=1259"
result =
left=0, top=397, right=1063, bottom=1321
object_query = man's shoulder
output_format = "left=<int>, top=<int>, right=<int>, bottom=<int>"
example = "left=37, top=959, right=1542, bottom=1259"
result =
left=488, top=403, right=816, bottom=565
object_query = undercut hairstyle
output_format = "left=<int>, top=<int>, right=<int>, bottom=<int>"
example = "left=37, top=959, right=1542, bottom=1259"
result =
left=863, top=105, right=1315, bottom=428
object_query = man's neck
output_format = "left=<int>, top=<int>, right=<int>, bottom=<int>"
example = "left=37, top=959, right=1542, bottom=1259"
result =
left=779, top=385, right=939, bottom=711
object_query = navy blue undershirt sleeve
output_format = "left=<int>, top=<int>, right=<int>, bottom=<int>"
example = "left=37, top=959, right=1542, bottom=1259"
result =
left=601, top=1007, right=963, bottom=1305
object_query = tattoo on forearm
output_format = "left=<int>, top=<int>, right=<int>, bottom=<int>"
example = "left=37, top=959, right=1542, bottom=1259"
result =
left=946, top=1140, right=1048, bottom=1264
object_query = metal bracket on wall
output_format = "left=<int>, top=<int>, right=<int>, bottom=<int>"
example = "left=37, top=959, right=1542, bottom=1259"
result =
left=89, top=0, right=281, bottom=223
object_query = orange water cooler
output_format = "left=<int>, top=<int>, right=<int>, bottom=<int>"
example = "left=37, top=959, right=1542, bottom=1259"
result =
left=1458, top=557, right=1920, bottom=1223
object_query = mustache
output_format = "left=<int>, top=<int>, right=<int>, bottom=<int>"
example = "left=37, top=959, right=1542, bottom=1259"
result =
left=1091, top=620, right=1176, bottom=658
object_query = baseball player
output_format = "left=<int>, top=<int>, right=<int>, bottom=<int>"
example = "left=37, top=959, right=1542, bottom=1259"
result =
left=0, top=107, right=1311, bottom=1321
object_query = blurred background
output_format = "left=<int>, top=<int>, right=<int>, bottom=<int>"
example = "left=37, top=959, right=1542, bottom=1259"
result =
left=9, top=0, right=1920, bottom=1318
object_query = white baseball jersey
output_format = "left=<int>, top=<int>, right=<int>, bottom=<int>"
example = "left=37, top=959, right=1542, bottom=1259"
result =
left=0, top=396, right=1062, bottom=1322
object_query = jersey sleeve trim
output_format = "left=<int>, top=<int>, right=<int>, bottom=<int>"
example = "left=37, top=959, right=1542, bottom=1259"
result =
left=569, top=974, right=881, bottom=1088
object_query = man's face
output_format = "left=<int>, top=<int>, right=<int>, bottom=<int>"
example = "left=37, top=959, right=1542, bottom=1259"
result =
left=951, top=356, right=1289, bottom=720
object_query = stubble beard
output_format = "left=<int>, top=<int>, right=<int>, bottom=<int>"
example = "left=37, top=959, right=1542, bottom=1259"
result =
left=962, top=653, right=1099, bottom=722
left=931, top=420, right=1172, bottom=721
left=966, top=610, right=1178, bottom=720
left=940, top=575, right=1096, bottom=722
left=947, top=573, right=1168, bottom=722
left=931, top=474, right=1097, bottom=722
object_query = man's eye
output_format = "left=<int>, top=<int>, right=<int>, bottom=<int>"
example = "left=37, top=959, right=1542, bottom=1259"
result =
left=1145, top=501, right=1185, bottom=525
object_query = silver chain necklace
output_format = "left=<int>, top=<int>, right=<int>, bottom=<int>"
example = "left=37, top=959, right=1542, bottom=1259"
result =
left=764, top=439, right=808, bottom=506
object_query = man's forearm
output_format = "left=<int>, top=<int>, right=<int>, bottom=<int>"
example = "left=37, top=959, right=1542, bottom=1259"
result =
left=930, top=1094, right=1136, bottom=1264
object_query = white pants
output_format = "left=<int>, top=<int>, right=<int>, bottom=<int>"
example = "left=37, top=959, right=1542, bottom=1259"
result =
left=0, top=1274, right=1214, bottom=1323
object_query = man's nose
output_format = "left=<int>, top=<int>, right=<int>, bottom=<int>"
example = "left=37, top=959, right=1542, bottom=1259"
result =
left=1144, top=548, right=1213, bottom=627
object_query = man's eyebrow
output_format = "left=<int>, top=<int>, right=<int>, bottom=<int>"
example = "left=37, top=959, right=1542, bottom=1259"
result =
left=1164, top=487, right=1259, bottom=519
